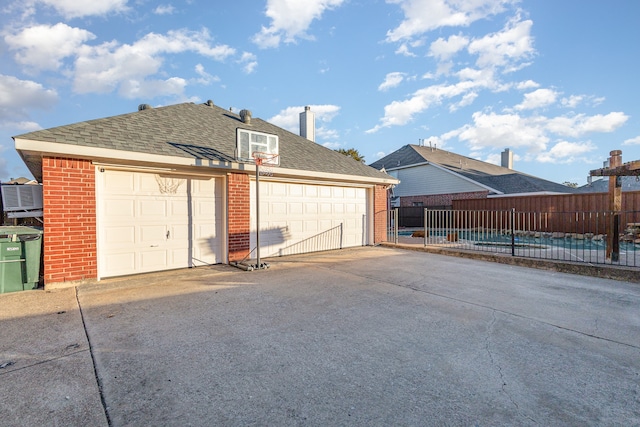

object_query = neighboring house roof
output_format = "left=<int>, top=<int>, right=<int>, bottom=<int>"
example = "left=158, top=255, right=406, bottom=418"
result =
left=14, top=102, right=396, bottom=185
left=3, top=177, right=37, bottom=185
left=576, top=176, right=640, bottom=193
left=369, top=144, right=574, bottom=195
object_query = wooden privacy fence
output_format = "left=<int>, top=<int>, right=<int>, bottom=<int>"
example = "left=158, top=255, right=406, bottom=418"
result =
left=452, top=191, right=640, bottom=213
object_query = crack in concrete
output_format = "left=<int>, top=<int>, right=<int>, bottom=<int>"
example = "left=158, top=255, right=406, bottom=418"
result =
left=485, top=310, right=540, bottom=425
left=76, top=287, right=112, bottom=427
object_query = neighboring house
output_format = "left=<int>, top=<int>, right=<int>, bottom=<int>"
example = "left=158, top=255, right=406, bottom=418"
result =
left=4, top=177, right=38, bottom=185
left=13, top=101, right=397, bottom=285
left=577, top=176, right=640, bottom=193
left=369, top=144, right=574, bottom=208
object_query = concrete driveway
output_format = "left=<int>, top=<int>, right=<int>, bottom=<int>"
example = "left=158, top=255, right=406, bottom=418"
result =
left=1, top=246, right=639, bottom=426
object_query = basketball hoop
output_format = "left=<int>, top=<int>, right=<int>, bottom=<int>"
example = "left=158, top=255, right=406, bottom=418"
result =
left=252, top=152, right=279, bottom=177
left=155, top=175, right=183, bottom=194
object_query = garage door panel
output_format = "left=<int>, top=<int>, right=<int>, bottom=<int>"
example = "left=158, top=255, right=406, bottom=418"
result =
left=139, top=225, right=167, bottom=244
left=103, top=253, right=135, bottom=275
left=140, top=249, right=168, bottom=269
left=99, top=171, right=222, bottom=278
left=289, top=203, right=303, bottom=215
left=271, top=202, right=287, bottom=215
left=139, top=200, right=167, bottom=216
left=104, top=199, right=135, bottom=217
left=103, top=173, right=135, bottom=194
left=104, top=226, right=135, bottom=245
left=251, top=181, right=368, bottom=258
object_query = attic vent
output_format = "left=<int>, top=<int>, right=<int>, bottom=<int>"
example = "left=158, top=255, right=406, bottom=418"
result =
left=138, top=104, right=152, bottom=111
left=206, top=100, right=214, bottom=107
left=239, top=109, right=252, bottom=124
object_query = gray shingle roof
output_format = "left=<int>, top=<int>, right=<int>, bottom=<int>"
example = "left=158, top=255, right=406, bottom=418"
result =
left=16, top=102, right=392, bottom=182
left=370, top=144, right=574, bottom=195
left=577, top=176, right=640, bottom=193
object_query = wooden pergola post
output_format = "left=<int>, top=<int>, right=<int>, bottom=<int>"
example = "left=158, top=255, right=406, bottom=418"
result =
left=590, top=150, right=640, bottom=262
left=607, top=150, right=622, bottom=261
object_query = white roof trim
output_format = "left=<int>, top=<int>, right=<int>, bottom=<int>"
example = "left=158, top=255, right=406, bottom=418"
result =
left=488, top=191, right=571, bottom=198
left=15, top=137, right=398, bottom=186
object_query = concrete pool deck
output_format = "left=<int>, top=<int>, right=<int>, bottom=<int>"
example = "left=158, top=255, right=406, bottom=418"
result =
left=383, top=237, right=640, bottom=283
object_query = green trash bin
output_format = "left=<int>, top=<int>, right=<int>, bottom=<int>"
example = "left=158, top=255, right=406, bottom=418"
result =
left=0, top=226, right=43, bottom=293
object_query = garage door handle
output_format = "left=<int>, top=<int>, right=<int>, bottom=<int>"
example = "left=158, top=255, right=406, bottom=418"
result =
left=166, top=230, right=170, bottom=239
left=150, top=245, right=159, bottom=247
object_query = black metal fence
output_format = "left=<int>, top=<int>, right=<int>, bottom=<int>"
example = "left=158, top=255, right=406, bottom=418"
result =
left=388, top=208, right=640, bottom=268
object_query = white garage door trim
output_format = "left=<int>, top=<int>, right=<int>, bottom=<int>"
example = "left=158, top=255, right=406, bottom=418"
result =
left=96, top=168, right=224, bottom=278
left=250, top=180, right=371, bottom=258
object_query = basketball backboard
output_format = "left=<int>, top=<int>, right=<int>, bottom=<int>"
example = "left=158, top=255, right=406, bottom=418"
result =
left=236, top=128, right=279, bottom=165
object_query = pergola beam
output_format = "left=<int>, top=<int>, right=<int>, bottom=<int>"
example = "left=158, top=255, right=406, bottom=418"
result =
left=590, top=160, right=640, bottom=176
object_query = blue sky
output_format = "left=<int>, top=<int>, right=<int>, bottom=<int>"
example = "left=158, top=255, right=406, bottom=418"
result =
left=1, top=0, right=639, bottom=186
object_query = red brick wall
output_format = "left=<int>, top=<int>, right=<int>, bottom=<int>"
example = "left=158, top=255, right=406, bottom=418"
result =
left=374, top=185, right=388, bottom=244
left=42, top=157, right=97, bottom=284
left=401, top=191, right=489, bottom=208
left=227, top=172, right=251, bottom=262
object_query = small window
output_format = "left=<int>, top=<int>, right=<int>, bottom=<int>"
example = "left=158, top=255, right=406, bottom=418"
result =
left=236, top=128, right=279, bottom=165
left=412, top=201, right=424, bottom=207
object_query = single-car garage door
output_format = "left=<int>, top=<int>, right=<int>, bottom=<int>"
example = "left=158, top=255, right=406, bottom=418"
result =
left=250, top=181, right=369, bottom=257
left=97, top=169, right=223, bottom=278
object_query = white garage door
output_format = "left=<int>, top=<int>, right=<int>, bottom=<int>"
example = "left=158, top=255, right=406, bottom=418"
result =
left=98, top=169, right=223, bottom=278
left=250, top=181, right=369, bottom=258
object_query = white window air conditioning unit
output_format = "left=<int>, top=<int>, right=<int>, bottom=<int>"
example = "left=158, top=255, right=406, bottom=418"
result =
left=1, top=184, right=43, bottom=218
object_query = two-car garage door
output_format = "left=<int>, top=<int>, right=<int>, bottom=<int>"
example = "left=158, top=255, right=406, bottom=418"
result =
left=97, top=170, right=371, bottom=278
left=250, top=180, right=370, bottom=258
left=97, top=169, right=223, bottom=278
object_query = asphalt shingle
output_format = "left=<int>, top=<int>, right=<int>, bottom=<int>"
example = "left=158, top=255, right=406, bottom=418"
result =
left=16, top=102, right=392, bottom=182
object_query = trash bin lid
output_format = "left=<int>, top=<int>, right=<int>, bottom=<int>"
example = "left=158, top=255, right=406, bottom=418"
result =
left=0, top=226, right=44, bottom=236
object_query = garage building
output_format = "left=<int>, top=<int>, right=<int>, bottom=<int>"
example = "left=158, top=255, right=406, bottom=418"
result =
left=13, top=101, right=396, bottom=285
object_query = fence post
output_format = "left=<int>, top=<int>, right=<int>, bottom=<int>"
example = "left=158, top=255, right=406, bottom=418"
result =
left=394, top=208, right=398, bottom=244
left=424, top=208, right=428, bottom=246
left=511, top=208, right=516, bottom=256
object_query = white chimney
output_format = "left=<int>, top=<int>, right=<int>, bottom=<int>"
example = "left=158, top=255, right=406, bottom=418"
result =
left=501, top=148, right=513, bottom=169
left=299, top=106, right=315, bottom=142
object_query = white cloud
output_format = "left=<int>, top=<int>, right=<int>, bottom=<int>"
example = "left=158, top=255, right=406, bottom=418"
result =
left=267, top=104, right=340, bottom=136
left=193, top=64, right=220, bottom=85
left=546, top=112, right=628, bottom=137
left=36, top=0, right=128, bottom=18
left=154, top=5, right=175, bottom=15
left=456, top=111, right=550, bottom=152
left=442, top=110, right=628, bottom=163
left=449, top=91, right=478, bottom=112
left=322, top=141, right=342, bottom=149
left=428, top=33, right=469, bottom=60
left=5, top=23, right=96, bottom=72
left=623, top=136, right=640, bottom=145
left=395, top=43, right=417, bottom=57
left=0, top=74, right=58, bottom=125
left=515, top=88, right=558, bottom=110
left=467, top=16, right=535, bottom=72
left=536, top=140, right=597, bottom=164
left=368, top=68, right=503, bottom=132
left=73, top=29, right=235, bottom=97
left=378, top=72, right=406, bottom=91
left=238, top=52, right=258, bottom=74
left=252, top=0, right=345, bottom=48
left=561, top=95, right=584, bottom=108
left=516, top=80, right=539, bottom=90
left=118, top=77, right=187, bottom=99
left=386, top=0, right=515, bottom=42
